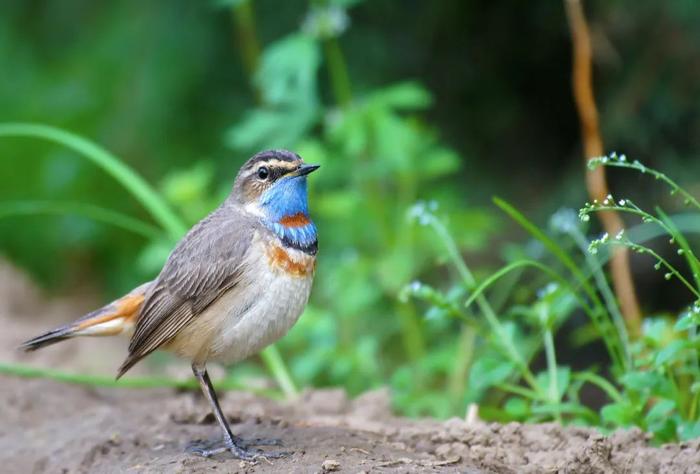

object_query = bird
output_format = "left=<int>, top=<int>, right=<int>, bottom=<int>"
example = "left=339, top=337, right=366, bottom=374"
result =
left=20, top=149, right=320, bottom=461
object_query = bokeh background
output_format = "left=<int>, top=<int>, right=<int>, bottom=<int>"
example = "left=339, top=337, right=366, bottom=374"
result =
left=3, top=0, right=700, bottom=432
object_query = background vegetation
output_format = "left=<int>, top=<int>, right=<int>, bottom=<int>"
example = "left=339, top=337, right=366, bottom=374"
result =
left=2, top=0, right=700, bottom=442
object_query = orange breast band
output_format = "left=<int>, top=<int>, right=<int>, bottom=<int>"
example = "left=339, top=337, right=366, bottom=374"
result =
left=266, top=245, right=315, bottom=277
left=279, top=212, right=311, bottom=228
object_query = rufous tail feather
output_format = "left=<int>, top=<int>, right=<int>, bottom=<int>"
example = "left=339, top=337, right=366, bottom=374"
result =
left=20, top=283, right=150, bottom=352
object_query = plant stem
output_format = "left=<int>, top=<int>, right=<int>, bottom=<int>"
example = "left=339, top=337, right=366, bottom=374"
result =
left=0, top=362, right=280, bottom=398
left=448, top=325, right=476, bottom=411
left=231, top=0, right=262, bottom=101
left=569, top=227, right=631, bottom=367
left=657, top=208, right=700, bottom=292
left=260, top=345, right=298, bottom=398
left=543, top=324, right=561, bottom=422
left=495, top=197, right=627, bottom=372
left=398, top=304, right=427, bottom=363
left=690, top=390, right=699, bottom=421
left=598, top=160, right=700, bottom=212
left=323, top=37, right=353, bottom=107
left=572, top=371, right=623, bottom=402
left=429, top=217, right=541, bottom=395
left=624, top=242, right=700, bottom=299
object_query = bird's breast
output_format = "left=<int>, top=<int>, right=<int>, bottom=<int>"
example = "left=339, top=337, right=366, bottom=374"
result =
left=201, top=235, right=316, bottom=364
left=265, top=242, right=316, bottom=277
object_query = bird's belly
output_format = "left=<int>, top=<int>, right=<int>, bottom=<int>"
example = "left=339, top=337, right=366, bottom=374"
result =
left=208, top=264, right=313, bottom=364
left=163, top=236, right=315, bottom=365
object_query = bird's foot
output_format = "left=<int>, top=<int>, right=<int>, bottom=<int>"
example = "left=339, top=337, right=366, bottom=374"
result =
left=186, top=436, right=288, bottom=461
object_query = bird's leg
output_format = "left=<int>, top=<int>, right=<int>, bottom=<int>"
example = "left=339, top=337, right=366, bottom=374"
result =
left=186, top=363, right=287, bottom=460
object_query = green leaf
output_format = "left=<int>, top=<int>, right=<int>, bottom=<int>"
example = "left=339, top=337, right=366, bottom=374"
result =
left=642, top=318, right=671, bottom=346
left=654, top=339, right=690, bottom=367
left=227, top=34, right=321, bottom=151
left=372, top=81, right=432, bottom=110
left=469, top=356, right=516, bottom=395
left=601, top=401, right=636, bottom=426
left=419, top=147, right=461, bottom=178
left=504, top=397, right=530, bottom=419
left=678, top=421, right=700, bottom=441
left=255, top=34, right=320, bottom=106
left=226, top=106, right=318, bottom=150
left=645, top=399, right=679, bottom=442
left=674, top=313, right=698, bottom=331
left=619, top=371, right=673, bottom=398
left=645, top=398, right=676, bottom=422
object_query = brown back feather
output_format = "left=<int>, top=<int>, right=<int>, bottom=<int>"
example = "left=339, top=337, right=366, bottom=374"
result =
left=117, top=203, right=257, bottom=378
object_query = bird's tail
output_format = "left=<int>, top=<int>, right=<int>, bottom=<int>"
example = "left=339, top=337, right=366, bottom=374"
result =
left=20, top=282, right=151, bottom=352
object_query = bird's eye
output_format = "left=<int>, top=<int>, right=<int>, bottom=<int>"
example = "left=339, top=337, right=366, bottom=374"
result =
left=257, top=166, right=269, bottom=180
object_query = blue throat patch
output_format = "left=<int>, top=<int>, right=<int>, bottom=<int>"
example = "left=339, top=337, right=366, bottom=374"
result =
left=260, top=176, right=317, bottom=253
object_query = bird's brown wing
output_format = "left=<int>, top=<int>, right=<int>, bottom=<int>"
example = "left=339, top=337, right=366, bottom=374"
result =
left=117, top=205, right=256, bottom=378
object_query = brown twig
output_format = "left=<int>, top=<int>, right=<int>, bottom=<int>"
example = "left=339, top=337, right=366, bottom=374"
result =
left=564, top=0, right=642, bottom=338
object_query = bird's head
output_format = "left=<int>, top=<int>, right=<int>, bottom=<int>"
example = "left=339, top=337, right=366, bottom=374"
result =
left=232, top=149, right=319, bottom=227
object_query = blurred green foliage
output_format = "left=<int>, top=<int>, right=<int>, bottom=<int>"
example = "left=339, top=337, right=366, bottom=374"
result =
left=3, top=0, right=700, bottom=437
left=401, top=157, right=700, bottom=441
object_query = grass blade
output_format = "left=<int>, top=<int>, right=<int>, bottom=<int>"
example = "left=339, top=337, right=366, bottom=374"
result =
left=493, top=197, right=626, bottom=372
left=0, top=122, right=187, bottom=240
left=260, top=345, right=298, bottom=398
left=0, top=200, right=163, bottom=240
left=0, top=362, right=280, bottom=398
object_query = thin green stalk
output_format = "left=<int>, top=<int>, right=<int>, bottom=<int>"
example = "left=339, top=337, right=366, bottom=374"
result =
left=666, top=368, right=684, bottom=418
left=543, top=324, right=561, bottom=422
left=495, top=382, right=541, bottom=400
left=588, top=203, right=700, bottom=280
left=0, top=200, right=163, bottom=240
left=231, top=0, right=262, bottom=101
left=466, top=260, right=586, bottom=312
left=428, top=217, right=541, bottom=395
left=463, top=258, right=617, bottom=367
left=657, top=208, right=700, bottom=291
left=595, top=159, right=700, bottom=212
left=0, top=362, right=280, bottom=398
left=323, top=37, right=352, bottom=107
left=572, top=371, right=623, bottom=402
left=690, top=324, right=700, bottom=397
left=690, top=390, right=699, bottom=421
left=448, top=325, right=476, bottom=411
left=495, top=197, right=626, bottom=372
left=568, top=227, right=631, bottom=367
left=656, top=209, right=700, bottom=384
left=0, top=123, right=187, bottom=240
left=260, top=346, right=298, bottom=398
left=397, top=304, right=427, bottom=363
left=624, top=241, right=700, bottom=299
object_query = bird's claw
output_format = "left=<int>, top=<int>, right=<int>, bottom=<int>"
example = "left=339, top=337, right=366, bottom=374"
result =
left=186, top=437, right=289, bottom=461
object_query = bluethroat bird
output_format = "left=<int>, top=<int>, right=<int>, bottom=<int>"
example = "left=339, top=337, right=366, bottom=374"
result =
left=20, top=149, right=320, bottom=461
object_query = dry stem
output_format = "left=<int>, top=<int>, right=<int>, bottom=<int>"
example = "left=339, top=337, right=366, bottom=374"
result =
left=564, top=0, right=642, bottom=337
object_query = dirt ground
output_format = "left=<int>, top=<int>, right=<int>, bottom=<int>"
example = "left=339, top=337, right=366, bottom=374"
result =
left=1, top=261, right=700, bottom=473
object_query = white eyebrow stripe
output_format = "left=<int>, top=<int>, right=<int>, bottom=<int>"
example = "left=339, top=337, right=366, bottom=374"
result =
left=260, top=159, right=298, bottom=169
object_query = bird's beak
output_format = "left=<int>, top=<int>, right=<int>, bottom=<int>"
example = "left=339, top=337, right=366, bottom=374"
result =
left=291, top=164, right=320, bottom=177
